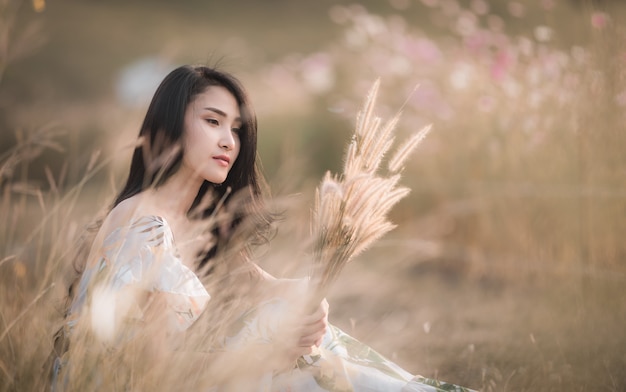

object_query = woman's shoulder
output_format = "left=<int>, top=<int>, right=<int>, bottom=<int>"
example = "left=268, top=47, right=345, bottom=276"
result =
left=80, top=196, right=174, bottom=272
left=99, top=195, right=172, bottom=244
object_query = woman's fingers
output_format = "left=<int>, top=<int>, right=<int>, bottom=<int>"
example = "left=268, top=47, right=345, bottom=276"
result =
left=299, top=317, right=326, bottom=336
left=295, top=298, right=329, bottom=346
left=273, top=295, right=330, bottom=361
left=301, top=298, right=329, bottom=324
left=297, top=321, right=327, bottom=347
left=320, top=298, right=329, bottom=315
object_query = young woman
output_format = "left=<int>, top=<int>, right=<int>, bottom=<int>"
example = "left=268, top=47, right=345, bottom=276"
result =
left=51, top=65, right=473, bottom=391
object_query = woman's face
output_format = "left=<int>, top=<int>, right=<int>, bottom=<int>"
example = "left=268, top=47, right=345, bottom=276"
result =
left=182, top=85, right=242, bottom=184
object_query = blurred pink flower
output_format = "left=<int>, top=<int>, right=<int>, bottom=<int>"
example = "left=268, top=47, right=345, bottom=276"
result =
left=441, top=0, right=461, bottom=17
left=389, top=56, right=412, bottom=76
left=329, top=5, right=350, bottom=24
left=404, top=37, right=443, bottom=64
left=464, top=31, right=487, bottom=53
left=300, top=52, right=335, bottom=94
left=571, top=46, right=587, bottom=64
left=420, top=0, right=439, bottom=7
left=450, top=61, right=474, bottom=90
left=518, top=37, right=534, bottom=57
left=541, top=0, right=556, bottom=10
left=487, top=15, right=504, bottom=32
left=456, top=11, right=478, bottom=36
left=616, top=91, right=626, bottom=107
left=389, top=0, right=411, bottom=11
left=534, top=25, right=553, bottom=42
left=548, top=51, right=568, bottom=74
left=508, top=1, right=525, bottom=18
left=591, top=12, right=609, bottom=29
left=470, top=0, right=489, bottom=15
left=411, top=82, right=453, bottom=120
left=491, top=50, right=513, bottom=82
left=563, top=73, right=580, bottom=90
left=265, top=63, right=298, bottom=87
left=478, top=95, right=496, bottom=113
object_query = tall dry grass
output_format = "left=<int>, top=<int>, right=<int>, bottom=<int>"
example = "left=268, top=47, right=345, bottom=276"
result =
left=2, top=1, right=626, bottom=391
left=310, top=79, right=432, bottom=302
left=0, top=125, right=121, bottom=391
left=253, top=3, right=626, bottom=390
left=0, top=2, right=76, bottom=389
left=0, top=7, right=431, bottom=387
left=259, top=1, right=626, bottom=283
left=0, top=80, right=438, bottom=392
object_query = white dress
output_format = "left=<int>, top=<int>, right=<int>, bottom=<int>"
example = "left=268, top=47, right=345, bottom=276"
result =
left=52, top=215, right=473, bottom=392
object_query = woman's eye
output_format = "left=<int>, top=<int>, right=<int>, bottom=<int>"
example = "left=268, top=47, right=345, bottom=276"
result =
left=206, top=118, right=219, bottom=126
left=231, top=127, right=241, bottom=134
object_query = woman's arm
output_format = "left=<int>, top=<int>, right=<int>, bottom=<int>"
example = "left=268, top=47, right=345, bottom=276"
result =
left=250, top=264, right=329, bottom=358
left=200, top=260, right=329, bottom=369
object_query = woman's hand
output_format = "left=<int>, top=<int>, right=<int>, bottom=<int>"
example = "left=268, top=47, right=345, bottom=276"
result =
left=297, top=298, right=329, bottom=350
left=274, top=278, right=329, bottom=347
left=252, top=274, right=330, bottom=365
left=280, top=298, right=329, bottom=363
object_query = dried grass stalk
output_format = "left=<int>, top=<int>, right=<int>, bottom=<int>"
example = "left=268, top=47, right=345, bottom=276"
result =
left=309, top=80, right=431, bottom=302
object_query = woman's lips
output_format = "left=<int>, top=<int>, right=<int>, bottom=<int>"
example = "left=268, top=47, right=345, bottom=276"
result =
left=213, top=155, right=230, bottom=167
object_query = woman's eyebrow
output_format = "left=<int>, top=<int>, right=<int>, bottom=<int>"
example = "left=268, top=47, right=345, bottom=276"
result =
left=203, top=107, right=241, bottom=121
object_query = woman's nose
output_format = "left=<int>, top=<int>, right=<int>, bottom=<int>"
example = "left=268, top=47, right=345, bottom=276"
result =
left=220, top=130, right=235, bottom=151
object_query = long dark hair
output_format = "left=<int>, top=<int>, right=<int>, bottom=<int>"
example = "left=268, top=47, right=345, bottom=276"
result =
left=115, top=65, right=259, bottom=207
left=113, top=65, right=273, bottom=270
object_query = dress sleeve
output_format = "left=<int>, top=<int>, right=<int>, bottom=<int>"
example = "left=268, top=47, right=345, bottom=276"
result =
left=69, top=216, right=210, bottom=337
left=108, top=216, right=211, bottom=330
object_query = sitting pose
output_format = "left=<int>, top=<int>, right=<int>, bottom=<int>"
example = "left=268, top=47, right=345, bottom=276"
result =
left=51, top=65, right=473, bottom=391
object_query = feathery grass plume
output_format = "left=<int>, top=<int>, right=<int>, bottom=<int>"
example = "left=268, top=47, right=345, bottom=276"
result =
left=388, top=124, right=432, bottom=174
left=309, top=80, right=431, bottom=302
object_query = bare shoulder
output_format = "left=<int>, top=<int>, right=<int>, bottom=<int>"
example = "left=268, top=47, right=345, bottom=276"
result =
left=85, top=195, right=169, bottom=267
left=102, top=196, right=143, bottom=233
left=83, top=196, right=147, bottom=266
left=102, top=193, right=171, bottom=232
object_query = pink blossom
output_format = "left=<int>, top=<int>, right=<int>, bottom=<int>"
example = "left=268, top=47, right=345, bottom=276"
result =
left=329, top=5, right=350, bottom=25
left=491, top=50, right=513, bottom=82
left=300, top=53, right=335, bottom=93
left=403, top=37, right=443, bottom=64
left=411, top=82, right=452, bottom=120
left=508, top=1, right=525, bottom=18
left=534, top=26, right=553, bottom=42
left=616, top=91, right=626, bottom=107
left=470, top=0, right=489, bottom=15
left=591, top=12, right=609, bottom=29
left=450, top=62, right=474, bottom=90
left=478, top=95, right=496, bottom=113
left=389, top=0, right=411, bottom=11
left=540, top=0, right=556, bottom=10
left=456, top=12, right=478, bottom=36
left=420, top=0, right=439, bottom=7
left=441, top=0, right=461, bottom=17
left=487, top=15, right=504, bottom=32
left=464, top=32, right=487, bottom=54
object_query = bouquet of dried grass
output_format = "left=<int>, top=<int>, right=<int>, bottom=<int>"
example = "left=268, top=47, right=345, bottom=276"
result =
left=309, top=80, right=431, bottom=303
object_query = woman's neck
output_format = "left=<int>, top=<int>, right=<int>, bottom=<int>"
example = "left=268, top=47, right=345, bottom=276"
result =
left=151, top=166, right=204, bottom=218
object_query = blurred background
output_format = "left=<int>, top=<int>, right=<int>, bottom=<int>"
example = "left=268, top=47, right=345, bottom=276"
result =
left=1, top=0, right=625, bottom=390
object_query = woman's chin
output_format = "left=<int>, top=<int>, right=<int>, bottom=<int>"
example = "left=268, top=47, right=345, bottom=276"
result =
left=201, top=173, right=228, bottom=185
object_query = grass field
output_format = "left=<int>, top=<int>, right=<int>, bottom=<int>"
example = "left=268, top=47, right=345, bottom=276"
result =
left=1, top=0, right=625, bottom=390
